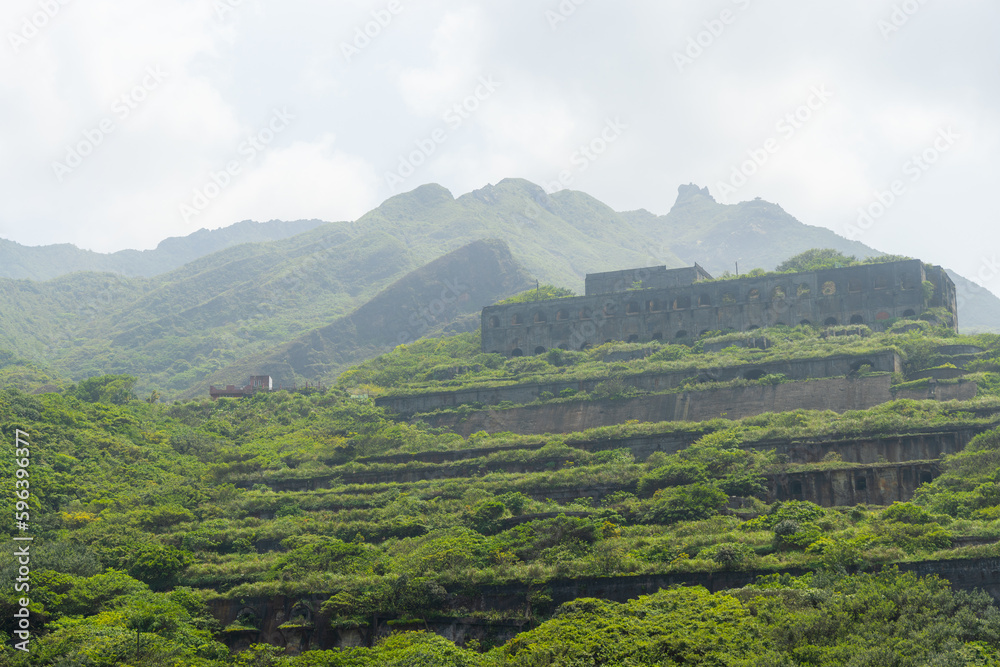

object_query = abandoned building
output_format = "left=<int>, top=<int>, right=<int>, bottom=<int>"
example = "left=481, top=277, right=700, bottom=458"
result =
left=481, top=259, right=958, bottom=356
left=209, top=375, right=274, bottom=400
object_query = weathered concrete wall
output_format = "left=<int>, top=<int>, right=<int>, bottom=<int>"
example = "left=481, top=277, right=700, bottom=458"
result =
left=565, top=427, right=978, bottom=465
left=482, top=260, right=957, bottom=356
left=376, top=351, right=902, bottom=415
left=754, top=428, right=978, bottom=465
left=419, top=376, right=898, bottom=437
left=237, top=426, right=979, bottom=497
left=894, top=379, right=978, bottom=402
left=585, top=264, right=713, bottom=296
left=768, top=462, right=940, bottom=507
left=418, top=376, right=977, bottom=438
left=210, top=557, right=1000, bottom=652
left=355, top=426, right=978, bottom=469
left=513, top=461, right=938, bottom=506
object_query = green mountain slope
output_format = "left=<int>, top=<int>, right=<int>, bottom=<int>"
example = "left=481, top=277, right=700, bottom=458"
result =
left=192, top=238, right=533, bottom=395
left=0, top=178, right=997, bottom=401
left=0, top=218, right=325, bottom=280
left=6, top=323, right=1000, bottom=663
left=352, top=179, right=689, bottom=289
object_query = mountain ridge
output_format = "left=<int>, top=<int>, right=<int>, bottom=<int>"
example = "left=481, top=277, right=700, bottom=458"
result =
left=0, top=179, right=997, bottom=399
left=0, top=218, right=327, bottom=280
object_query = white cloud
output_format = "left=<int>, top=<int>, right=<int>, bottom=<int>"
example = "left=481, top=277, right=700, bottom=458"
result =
left=0, top=0, right=995, bottom=301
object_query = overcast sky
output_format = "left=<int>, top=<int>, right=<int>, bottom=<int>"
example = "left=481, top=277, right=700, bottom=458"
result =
left=2, top=1, right=997, bottom=291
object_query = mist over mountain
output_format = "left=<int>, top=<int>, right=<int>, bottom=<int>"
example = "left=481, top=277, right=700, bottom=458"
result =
left=0, top=219, right=326, bottom=280
left=0, top=179, right=997, bottom=399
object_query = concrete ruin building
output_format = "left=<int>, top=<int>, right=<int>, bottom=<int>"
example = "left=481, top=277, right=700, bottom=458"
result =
left=481, top=259, right=957, bottom=356
left=209, top=375, right=274, bottom=399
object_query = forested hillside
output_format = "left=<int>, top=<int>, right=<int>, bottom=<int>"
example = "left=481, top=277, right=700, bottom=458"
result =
left=0, top=179, right=998, bottom=402
left=6, top=307, right=1000, bottom=663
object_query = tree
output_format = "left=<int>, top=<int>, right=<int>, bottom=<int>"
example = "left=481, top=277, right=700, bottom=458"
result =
left=72, top=374, right=137, bottom=405
left=776, top=248, right=857, bottom=273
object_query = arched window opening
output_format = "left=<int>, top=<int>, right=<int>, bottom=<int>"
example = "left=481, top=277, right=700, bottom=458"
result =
left=849, top=279, right=863, bottom=293
left=673, top=296, right=691, bottom=310
left=556, top=309, right=569, bottom=321
left=511, top=348, right=524, bottom=357
left=822, top=281, right=836, bottom=296
left=675, top=330, right=689, bottom=339
left=698, top=294, right=712, bottom=307
left=580, top=307, right=592, bottom=320
left=748, top=288, right=760, bottom=301
left=489, top=316, right=500, bottom=328
left=533, top=346, right=546, bottom=355
left=511, top=313, right=523, bottom=325
left=824, top=317, right=838, bottom=326
left=626, top=302, right=640, bottom=315
left=534, top=312, right=547, bottom=324
left=850, top=314, right=864, bottom=325
left=850, top=359, right=876, bottom=373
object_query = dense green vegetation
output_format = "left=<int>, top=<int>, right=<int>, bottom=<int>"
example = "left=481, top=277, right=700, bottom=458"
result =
left=3, top=340, right=1000, bottom=662
left=4, top=235, right=1000, bottom=662
left=1, top=177, right=999, bottom=406
left=339, top=320, right=1000, bottom=405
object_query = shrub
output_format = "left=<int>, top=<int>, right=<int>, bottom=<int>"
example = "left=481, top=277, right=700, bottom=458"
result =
left=881, top=502, right=934, bottom=525
left=637, top=461, right=709, bottom=496
left=645, top=483, right=728, bottom=524
left=464, top=499, right=507, bottom=534
left=700, top=542, right=755, bottom=568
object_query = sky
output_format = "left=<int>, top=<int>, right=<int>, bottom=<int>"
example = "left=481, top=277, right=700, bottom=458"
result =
left=2, top=0, right=998, bottom=292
